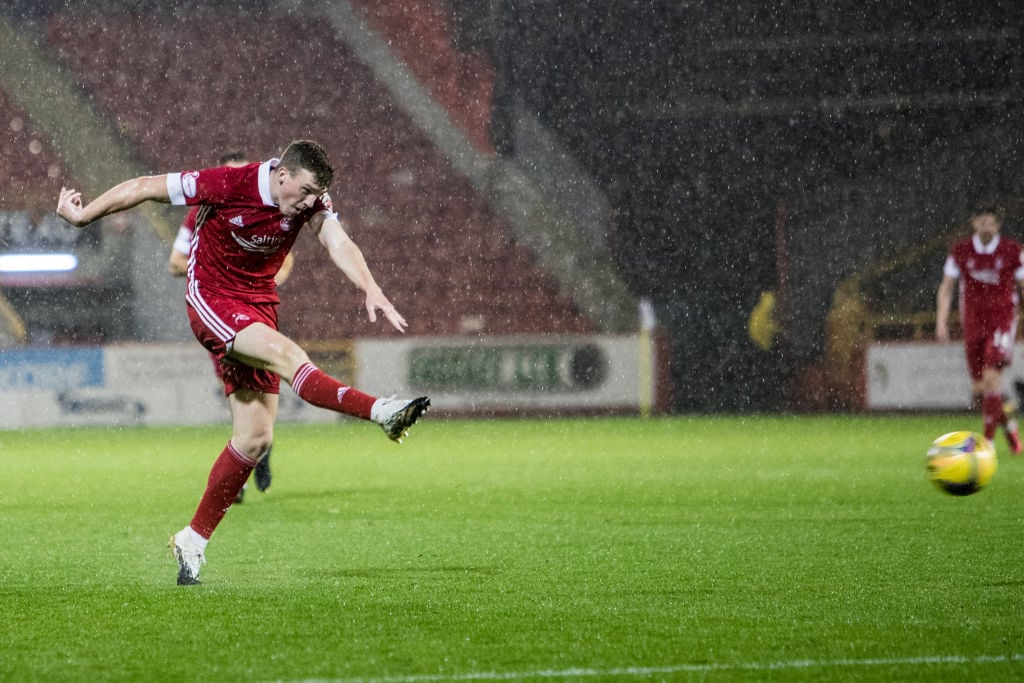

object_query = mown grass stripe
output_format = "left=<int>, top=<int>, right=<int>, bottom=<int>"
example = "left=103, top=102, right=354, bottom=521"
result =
left=288, top=653, right=1024, bottom=683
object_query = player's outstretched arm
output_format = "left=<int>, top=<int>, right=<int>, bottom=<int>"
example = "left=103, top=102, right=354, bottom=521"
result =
left=168, top=248, right=189, bottom=276
left=274, top=252, right=296, bottom=286
left=315, top=214, right=407, bottom=333
left=935, top=274, right=955, bottom=342
left=57, top=175, right=170, bottom=228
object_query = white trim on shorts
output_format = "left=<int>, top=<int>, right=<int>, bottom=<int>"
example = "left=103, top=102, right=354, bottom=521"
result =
left=186, top=282, right=238, bottom=353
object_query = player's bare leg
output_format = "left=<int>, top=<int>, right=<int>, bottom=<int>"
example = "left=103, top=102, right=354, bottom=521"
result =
left=231, top=323, right=429, bottom=441
left=170, top=390, right=277, bottom=585
left=980, top=367, right=1021, bottom=455
left=234, top=389, right=274, bottom=497
left=228, top=388, right=277, bottom=460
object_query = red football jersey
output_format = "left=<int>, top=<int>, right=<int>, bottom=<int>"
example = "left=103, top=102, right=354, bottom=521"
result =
left=944, top=234, right=1024, bottom=336
left=166, top=160, right=333, bottom=304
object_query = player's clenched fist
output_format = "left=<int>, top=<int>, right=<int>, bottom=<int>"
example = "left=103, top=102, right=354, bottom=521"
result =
left=57, top=187, right=87, bottom=227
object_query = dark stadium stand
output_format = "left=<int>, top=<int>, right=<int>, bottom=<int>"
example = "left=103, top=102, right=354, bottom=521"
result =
left=0, top=87, right=127, bottom=346
left=347, top=0, right=494, bottom=153
left=41, top=11, right=593, bottom=339
left=0, top=87, right=72, bottom=208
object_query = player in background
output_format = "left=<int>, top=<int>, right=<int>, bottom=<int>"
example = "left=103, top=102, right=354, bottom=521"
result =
left=168, top=151, right=293, bottom=501
left=57, top=139, right=430, bottom=585
left=936, top=205, right=1024, bottom=455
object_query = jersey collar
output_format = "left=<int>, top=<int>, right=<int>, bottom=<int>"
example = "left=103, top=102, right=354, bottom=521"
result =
left=973, top=234, right=1000, bottom=254
left=258, top=159, right=279, bottom=207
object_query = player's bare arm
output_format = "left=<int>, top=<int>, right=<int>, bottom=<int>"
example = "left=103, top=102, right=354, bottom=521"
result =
left=169, top=249, right=189, bottom=276
left=314, top=213, right=407, bottom=333
left=57, top=175, right=170, bottom=228
left=274, top=252, right=296, bottom=286
left=935, top=274, right=955, bottom=342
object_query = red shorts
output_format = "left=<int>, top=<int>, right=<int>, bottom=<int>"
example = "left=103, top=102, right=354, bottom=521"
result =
left=186, top=297, right=280, bottom=397
left=963, top=322, right=1016, bottom=381
left=209, top=352, right=225, bottom=381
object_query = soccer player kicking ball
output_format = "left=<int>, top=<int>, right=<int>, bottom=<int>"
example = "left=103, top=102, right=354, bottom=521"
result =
left=936, top=205, right=1024, bottom=455
left=168, top=151, right=289, bottom=501
left=56, top=140, right=430, bottom=585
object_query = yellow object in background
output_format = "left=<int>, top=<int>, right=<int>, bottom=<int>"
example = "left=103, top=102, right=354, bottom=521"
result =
left=748, top=291, right=777, bottom=351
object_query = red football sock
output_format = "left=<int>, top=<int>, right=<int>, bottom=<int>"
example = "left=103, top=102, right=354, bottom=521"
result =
left=291, top=362, right=376, bottom=420
left=982, top=392, right=1004, bottom=440
left=189, top=441, right=257, bottom=539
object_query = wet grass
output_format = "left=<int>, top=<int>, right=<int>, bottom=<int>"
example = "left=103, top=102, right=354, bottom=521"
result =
left=2, top=414, right=1024, bottom=681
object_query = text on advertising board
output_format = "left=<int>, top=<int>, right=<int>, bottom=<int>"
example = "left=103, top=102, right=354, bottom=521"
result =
left=408, top=344, right=607, bottom=392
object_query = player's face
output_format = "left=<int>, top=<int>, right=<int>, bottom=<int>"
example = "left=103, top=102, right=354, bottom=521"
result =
left=273, top=167, right=325, bottom=217
left=971, top=212, right=1001, bottom=243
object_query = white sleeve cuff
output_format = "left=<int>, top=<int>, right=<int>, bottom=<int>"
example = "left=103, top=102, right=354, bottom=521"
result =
left=166, top=173, right=186, bottom=205
left=942, top=256, right=960, bottom=279
left=172, top=226, right=192, bottom=255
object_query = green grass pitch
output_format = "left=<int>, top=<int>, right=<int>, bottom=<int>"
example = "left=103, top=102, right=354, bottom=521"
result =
left=2, top=414, right=1023, bottom=682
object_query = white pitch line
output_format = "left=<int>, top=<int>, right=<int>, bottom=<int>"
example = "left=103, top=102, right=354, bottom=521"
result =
left=282, top=653, right=1024, bottom=683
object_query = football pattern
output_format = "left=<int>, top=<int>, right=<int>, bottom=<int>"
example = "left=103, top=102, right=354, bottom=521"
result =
left=926, top=431, right=997, bottom=496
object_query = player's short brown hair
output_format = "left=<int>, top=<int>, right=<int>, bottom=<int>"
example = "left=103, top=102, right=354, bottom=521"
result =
left=279, top=140, right=334, bottom=190
left=969, top=201, right=1005, bottom=220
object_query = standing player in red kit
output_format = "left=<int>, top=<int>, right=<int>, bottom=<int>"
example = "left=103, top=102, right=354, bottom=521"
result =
left=56, top=140, right=430, bottom=584
left=936, top=205, right=1024, bottom=454
left=168, top=150, right=293, bottom=499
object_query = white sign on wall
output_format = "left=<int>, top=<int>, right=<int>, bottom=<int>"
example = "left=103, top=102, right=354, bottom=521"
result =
left=354, top=335, right=652, bottom=413
left=0, top=335, right=655, bottom=428
left=866, top=342, right=1024, bottom=410
left=0, top=343, right=336, bottom=429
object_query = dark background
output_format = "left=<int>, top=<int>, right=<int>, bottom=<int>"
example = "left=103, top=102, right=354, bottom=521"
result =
left=5, top=0, right=1023, bottom=410
left=487, top=0, right=1024, bottom=410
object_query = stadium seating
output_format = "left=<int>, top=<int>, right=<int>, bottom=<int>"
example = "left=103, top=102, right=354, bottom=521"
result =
left=347, top=0, right=494, bottom=154
left=41, top=12, right=592, bottom=339
left=0, top=87, right=72, bottom=208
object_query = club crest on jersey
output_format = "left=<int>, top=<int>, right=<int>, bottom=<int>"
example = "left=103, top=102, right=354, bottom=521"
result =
left=182, top=171, right=199, bottom=199
left=280, top=218, right=292, bottom=232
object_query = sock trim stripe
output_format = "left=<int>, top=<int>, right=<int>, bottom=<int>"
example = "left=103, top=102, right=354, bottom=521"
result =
left=292, top=362, right=316, bottom=393
left=226, top=441, right=259, bottom=467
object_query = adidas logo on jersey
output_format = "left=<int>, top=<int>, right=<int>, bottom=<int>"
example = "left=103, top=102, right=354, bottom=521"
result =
left=229, top=215, right=245, bottom=228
